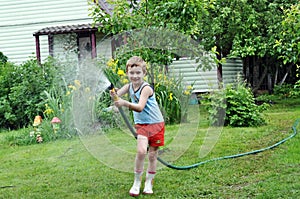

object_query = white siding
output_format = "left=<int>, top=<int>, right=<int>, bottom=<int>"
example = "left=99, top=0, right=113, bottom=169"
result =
left=0, top=0, right=94, bottom=64
left=169, top=58, right=243, bottom=93
left=169, top=58, right=219, bottom=93
left=222, top=59, right=244, bottom=85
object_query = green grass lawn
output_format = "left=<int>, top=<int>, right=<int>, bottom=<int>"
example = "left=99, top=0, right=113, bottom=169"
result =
left=0, top=98, right=299, bottom=198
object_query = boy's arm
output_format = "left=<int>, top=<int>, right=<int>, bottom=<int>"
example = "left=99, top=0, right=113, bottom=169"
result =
left=114, top=83, right=130, bottom=97
left=118, top=86, right=152, bottom=112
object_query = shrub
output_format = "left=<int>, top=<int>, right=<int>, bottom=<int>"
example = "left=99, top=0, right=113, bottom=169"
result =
left=205, top=82, right=268, bottom=127
left=273, top=83, right=300, bottom=98
left=2, top=57, right=79, bottom=144
left=0, top=58, right=56, bottom=129
left=0, top=52, right=8, bottom=64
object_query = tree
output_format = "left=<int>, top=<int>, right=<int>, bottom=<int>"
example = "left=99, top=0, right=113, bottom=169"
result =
left=197, top=0, right=299, bottom=91
left=274, top=3, right=300, bottom=84
left=89, top=0, right=299, bottom=91
left=89, top=1, right=209, bottom=58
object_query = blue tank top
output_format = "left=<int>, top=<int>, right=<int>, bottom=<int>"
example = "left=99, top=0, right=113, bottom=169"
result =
left=129, top=82, right=164, bottom=124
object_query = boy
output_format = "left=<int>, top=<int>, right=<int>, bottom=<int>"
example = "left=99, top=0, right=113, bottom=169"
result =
left=110, top=56, right=165, bottom=196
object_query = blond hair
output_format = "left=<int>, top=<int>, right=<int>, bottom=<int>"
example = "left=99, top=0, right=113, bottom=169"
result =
left=126, top=56, right=147, bottom=74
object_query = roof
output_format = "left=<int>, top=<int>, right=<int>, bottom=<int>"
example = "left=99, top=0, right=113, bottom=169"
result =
left=33, top=0, right=141, bottom=36
left=33, top=24, right=100, bottom=36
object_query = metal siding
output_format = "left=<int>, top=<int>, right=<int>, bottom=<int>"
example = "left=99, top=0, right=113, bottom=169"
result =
left=169, top=58, right=243, bottom=93
left=222, top=59, right=243, bottom=85
left=0, top=0, right=93, bottom=64
left=169, top=59, right=219, bottom=93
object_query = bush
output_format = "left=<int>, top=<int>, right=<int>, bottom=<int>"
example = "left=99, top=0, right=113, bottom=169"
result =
left=273, top=83, right=300, bottom=98
left=0, top=52, right=8, bottom=64
left=205, top=82, right=268, bottom=127
left=0, top=59, right=56, bottom=129
left=1, top=57, right=80, bottom=144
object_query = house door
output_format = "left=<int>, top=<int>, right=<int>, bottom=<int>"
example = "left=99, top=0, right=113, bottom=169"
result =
left=78, top=33, right=92, bottom=61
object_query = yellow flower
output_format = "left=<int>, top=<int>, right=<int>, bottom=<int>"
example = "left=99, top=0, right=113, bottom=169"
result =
left=184, top=90, right=190, bottom=95
left=44, top=107, right=54, bottom=115
left=117, top=69, right=125, bottom=76
left=107, top=59, right=114, bottom=67
left=68, top=85, right=76, bottom=91
left=107, top=58, right=118, bottom=68
left=66, top=91, right=71, bottom=96
left=155, top=83, right=160, bottom=89
left=158, top=74, right=163, bottom=80
left=121, top=78, right=129, bottom=84
left=169, top=93, right=173, bottom=101
left=74, top=80, right=81, bottom=87
left=187, top=85, right=193, bottom=90
left=85, top=87, right=91, bottom=92
left=89, top=96, right=96, bottom=101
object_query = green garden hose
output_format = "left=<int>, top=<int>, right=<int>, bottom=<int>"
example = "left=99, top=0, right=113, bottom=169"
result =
left=118, top=105, right=299, bottom=170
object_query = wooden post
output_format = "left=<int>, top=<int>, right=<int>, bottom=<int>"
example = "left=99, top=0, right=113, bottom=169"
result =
left=35, top=35, right=41, bottom=63
left=91, top=32, right=97, bottom=59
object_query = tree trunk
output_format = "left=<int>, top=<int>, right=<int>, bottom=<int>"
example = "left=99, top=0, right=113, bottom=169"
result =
left=274, top=65, right=278, bottom=85
left=253, top=66, right=268, bottom=93
left=243, top=57, right=250, bottom=85
left=279, top=64, right=293, bottom=86
left=216, top=46, right=223, bottom=88
left=252, top=56, right=260, bottom=88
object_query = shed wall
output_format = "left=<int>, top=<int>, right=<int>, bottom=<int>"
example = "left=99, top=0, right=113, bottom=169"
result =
left=169, top=58, right=243, bottom=93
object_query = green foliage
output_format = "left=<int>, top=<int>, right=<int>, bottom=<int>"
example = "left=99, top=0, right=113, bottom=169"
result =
left=89, top=0, right=205, bottom=36
left=153, top=68, right=193, bottom=124
left=89, top=1, right=217, bottom=71
left=0, top=57, right=79, bottom=144
left=273, top=82, right=300, bottom=98
left=42, top=85, right=77, bottom=138
left=0, top=52, right=8, bottom=64
left=90, top=0, right=300, bottom=88
left=95, top=91, right=121, bottom=129
left=0, top=59, right=56, bottom=129
left=274, top=3, right=300, bottom=65
left=205, top=82, right=267, bottom=127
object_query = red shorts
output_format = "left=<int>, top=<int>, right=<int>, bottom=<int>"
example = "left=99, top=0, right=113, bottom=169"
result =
left=135, top=122, right=165, bottom=147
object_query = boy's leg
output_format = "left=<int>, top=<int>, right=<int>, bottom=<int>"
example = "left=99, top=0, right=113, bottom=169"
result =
left=143, top=146, right=158, bottom=194
left=129, top=135, right=148, bottom=197
left=135, top=135, right=148, bottom=171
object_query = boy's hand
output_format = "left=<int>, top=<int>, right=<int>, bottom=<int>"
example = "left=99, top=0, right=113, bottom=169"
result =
left=110, top=88, right=119, bottom=101
left=114, top=98, right=127, bottom=108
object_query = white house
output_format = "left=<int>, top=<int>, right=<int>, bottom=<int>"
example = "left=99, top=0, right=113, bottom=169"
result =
left=0, top=0, right=111, bottom=64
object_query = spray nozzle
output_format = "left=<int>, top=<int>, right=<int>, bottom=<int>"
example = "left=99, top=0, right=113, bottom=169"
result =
left=108, top=83, right=119, bottom=101
left=107, top=83, right=114, bottom=91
